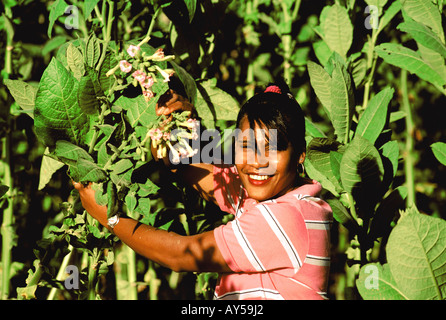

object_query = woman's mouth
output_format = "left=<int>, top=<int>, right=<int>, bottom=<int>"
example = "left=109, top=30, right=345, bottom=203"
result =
left=247, top=174, right=273, bottom=185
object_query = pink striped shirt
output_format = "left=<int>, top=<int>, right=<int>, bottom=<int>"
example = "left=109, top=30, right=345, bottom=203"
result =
left=213, top=165, right=332, bottom=300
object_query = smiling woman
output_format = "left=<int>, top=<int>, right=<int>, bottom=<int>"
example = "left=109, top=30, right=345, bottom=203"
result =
left=233, top=85, right=306, bottom=202
left=74, top=83, right=333, bottom=300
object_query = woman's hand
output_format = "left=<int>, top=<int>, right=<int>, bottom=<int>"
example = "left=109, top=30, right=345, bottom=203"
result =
left=72, top=181, right=108, bottom=227
left=156, top=89, right=194, bottom=117
left=72, top=182, right=229, bottom=273
left=152, top=89, right=196, bottom=164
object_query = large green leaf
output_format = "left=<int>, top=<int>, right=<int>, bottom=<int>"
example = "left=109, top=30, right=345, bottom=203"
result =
left=305, top=157, right=339, bottom=197
left=38, top=147, right=65, bottom=190
left=418, top=44, right=446, bottom=85
left=322, top=4, right=353, bottom=59
left=307, top=138, right=345, bottom=194
left=307, top=61, right=332, bottom=119
left=325, top=196, right=354, bottom=227
left=34, top=58, right=89, bottom=147
left=72, top=158, right=108, bottom=183
left=84, top=33, right=101, bottom=69
left=398, top=15, right=446, bottom=81
left=400, top=0, right=444, bottom=43
left=369, top=186, right=407, bottom=240
left=52, top=141, right=107, bottom=183
left=53, top=140, right=93, bottom=163
left=356, top=87, right=394, bottom=144
left=305, top=118, right=326, bottom=138
left=357, top=263, right=408, bottom=300
left=330, top=62, right=355, bottom=143
left=171, top=61, right=197, bottom=105
left=375, top=43, right=446, bottom=88
left=398, top=20, right=446, bottom=59
left=117, top=93, right=163, bottom=128
left=4, top=79, right=37, bottom=119
left=195, top=79, right=240, bottom=129
left=340, top=136, right=384, bottom=213
left=387, top=207, right=446, bottom=300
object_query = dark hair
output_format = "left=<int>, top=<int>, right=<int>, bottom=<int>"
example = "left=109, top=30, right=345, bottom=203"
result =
left=236, top=84, right=306, bottom=156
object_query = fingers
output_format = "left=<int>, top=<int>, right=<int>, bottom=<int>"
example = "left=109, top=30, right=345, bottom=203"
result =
left=72, top=180, right=81, bottom=190
left=156, top=90, right=193, bottom=116
left=72, top=180, right=91, bottom=191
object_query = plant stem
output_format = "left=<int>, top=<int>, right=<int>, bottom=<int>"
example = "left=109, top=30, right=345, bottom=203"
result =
left=1, top=132, right=13, bottom=300
left=401, top=69, right=416, bottom=207
left=87, top=254, right=99, bottom=300
left=1, top=6, right=14, bottom=300
left=362, top=29, right=378, bottom=111
left=96, top=0, right=115, bottom=72
left=143, top=6, right=161, bottom=43
left=345, top=192, right=360, bottom=225
left=47, top=245, right=75, bottom=300
left=26, top=262, right=45, bottom=287
left=278, top=0, right=301, bottom=86
left=147, top=261, right=160, bottom=300
left=126, top=245, right=138, bottom=300
left=88, top=103, right=108, bottom=154
left=102, top=133, right=134, bottom=171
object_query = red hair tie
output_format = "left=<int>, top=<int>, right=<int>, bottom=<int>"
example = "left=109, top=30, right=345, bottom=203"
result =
left=264, top=85, right=282, bottom=94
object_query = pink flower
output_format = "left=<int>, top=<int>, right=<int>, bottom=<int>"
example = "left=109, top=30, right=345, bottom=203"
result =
left=127, top=45, right=140, bottom=57
left=149, top=128, right=163, bottom=141
left=141, top=75, right=154, bottom=89
left=132, top=70, right=146, bottom=83
left=119, top=60, right=132, bottom=73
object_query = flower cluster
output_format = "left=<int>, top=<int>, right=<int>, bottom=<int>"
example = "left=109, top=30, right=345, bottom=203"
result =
left=148, top=111, right=200, bottom=164
left=107, top=42, right=175, bottom=102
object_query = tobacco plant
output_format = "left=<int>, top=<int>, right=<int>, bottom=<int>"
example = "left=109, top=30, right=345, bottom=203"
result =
left=4, top=0, right=238, bottom=299
left=305, top=1, right=446, bottom=299
left=1, top=0, right=446, bottom=300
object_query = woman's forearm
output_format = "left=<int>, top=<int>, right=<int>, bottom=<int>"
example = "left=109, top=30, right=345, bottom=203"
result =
left=74, top=182, right=230, bottom=273
left=112, top=218, right=229, bottom=273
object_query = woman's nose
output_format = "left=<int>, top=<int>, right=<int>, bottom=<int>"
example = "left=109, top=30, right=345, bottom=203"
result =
left=253, top=151, right=269, bottom=167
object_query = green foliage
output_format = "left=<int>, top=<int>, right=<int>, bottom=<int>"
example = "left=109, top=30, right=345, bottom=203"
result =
left=305, top=0, right=446, bottom=300
left=1, top=0, right=446, bottom=301
left=357, top=207, right=446, bottom=300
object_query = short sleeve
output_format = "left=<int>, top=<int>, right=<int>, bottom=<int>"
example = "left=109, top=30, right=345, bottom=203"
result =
left=213, top=201, right=308, bottom=275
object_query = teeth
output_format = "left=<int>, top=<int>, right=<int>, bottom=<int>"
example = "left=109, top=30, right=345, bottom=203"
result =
left=249, top=174, right=270, bottom=181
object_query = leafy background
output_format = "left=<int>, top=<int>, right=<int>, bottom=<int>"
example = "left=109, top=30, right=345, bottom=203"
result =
left=0, top=0, right=445, bottom=300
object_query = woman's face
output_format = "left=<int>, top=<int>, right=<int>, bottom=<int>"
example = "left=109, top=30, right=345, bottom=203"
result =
left=235, top=117, right=304, bottom=202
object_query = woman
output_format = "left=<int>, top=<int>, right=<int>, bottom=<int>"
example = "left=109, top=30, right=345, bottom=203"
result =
left=73, top=84, right=332, bottom=300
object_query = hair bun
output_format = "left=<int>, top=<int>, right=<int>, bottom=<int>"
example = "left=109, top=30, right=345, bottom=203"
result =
left=264, top=85, right=282, bottom=94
